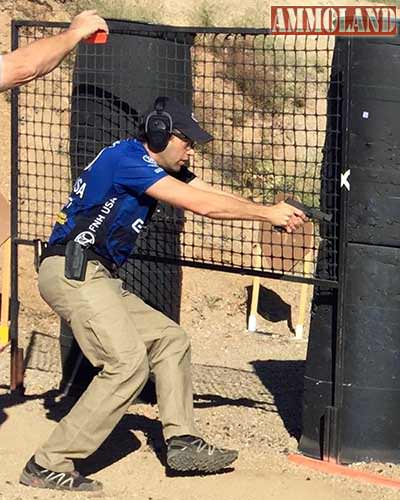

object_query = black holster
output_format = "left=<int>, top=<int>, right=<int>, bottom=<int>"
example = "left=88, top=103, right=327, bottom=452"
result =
left=64, top=241, right=88, bottom=281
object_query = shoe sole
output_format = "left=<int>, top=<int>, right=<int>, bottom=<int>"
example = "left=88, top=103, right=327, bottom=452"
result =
left=167, top=450, right=239, bottom=473
left=19, top=470, right=102, bottom=491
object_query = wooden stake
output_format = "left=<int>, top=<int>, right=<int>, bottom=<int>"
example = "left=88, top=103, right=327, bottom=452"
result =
left=295, top=256, right=314, bottom=340
left=0, top=237, right=11, bottom=345
left=248, top=243, right=262, bottom=332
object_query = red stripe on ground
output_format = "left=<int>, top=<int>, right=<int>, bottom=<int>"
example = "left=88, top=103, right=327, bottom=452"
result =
left=288, top=454, right=400, bottom=490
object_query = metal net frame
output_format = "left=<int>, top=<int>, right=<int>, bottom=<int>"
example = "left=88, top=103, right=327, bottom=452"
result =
left=8, top=20, right=350, bottom=391
left=11, top=20, right=345, bottom=287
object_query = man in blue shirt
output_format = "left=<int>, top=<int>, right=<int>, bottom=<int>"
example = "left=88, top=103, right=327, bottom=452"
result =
left=20, top=97, right=306, bottom=492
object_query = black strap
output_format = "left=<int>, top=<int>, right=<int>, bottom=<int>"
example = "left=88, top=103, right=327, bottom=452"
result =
left=41, top=244, right=115, bottom=273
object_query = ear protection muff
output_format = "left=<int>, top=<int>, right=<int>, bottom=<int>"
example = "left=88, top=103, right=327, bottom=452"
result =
left=145, top=97, right=173, bottom=153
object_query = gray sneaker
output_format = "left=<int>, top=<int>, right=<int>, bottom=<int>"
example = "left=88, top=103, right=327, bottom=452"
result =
left=20, top=456, right=102, bottom=491
left=167, top=435, right=238, bottom=473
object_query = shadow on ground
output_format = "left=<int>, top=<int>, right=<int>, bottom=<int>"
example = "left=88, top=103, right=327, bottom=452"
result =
left=1, top=351, right=305, bottom=474
left=251, top=359, right=305, bottom=440
left=245, top=284, right=294, bottom=333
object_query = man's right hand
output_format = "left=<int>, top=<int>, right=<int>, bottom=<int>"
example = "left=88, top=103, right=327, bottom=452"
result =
left=267, top=201, right=307, bottom=233
left=68, top=10, right=109, bottom=41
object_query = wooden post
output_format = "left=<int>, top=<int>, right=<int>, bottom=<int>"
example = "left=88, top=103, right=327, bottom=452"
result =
left=0, top=191, right=11, bottom=347
left=295, top=256, right=314, bottom=340
left=248, top=243, right=262, bottom=332
left=0, top=237, right=11, bottom=345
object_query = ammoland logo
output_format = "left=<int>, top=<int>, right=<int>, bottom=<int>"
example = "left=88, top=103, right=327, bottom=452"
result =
left=271, top=6, right=397, bottom=36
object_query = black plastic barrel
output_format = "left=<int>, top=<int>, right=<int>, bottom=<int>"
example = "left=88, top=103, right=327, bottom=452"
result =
left=299, top=36, right=345, bottom=459
left=300, top=31, right=400, bottom=463
left=59, top=21, right=193, bottom=395
left=298, top=249, right=337, bottom=459
left=340, top=244, right=400, bottom=463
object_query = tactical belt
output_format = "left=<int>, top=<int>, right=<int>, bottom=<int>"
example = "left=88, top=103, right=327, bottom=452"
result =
left=40, top=244, right=115, bottom=274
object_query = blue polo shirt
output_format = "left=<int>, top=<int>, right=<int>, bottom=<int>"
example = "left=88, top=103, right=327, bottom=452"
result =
left=49, top=139, right=194, bottom=266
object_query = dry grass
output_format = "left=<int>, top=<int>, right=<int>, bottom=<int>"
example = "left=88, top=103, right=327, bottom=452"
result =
left=66, top=0, right=270, bottom=27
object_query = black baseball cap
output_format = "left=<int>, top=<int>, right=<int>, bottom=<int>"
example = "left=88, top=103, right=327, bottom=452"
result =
left=157, top=96, right=213, bottom=144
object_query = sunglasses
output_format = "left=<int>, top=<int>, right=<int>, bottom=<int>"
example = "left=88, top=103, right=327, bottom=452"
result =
left=172, top=129, right=196, bottom=149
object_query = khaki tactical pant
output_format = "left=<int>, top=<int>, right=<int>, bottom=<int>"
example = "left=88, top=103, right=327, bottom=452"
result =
left=35, top=256, right=198, bottom=472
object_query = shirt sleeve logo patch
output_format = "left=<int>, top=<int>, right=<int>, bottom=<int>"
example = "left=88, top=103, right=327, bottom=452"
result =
left=131, top=218, right=144, bottom=234
left=74, top=231, right=96, bottom=247
left=142, top=154, right=158, bottom=166
left=56, top=212, right=67, bottom=225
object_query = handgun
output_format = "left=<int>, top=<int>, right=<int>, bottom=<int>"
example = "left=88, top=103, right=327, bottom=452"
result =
left=274, top=198, right=332, bottom=231
left=285, top=198, right=332, bottom=223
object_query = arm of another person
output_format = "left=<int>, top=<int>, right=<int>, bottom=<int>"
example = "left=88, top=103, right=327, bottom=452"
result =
left=0, top=10, right=108, bottom=91
left=145, top=175, right=306, bottom=232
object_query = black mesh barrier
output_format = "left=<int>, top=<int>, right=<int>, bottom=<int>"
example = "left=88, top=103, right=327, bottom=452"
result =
left=12, top=21, right=343, bottom=288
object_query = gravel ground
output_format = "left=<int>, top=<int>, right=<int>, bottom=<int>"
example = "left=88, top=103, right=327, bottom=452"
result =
left=1, top=268, right=400, bottom=499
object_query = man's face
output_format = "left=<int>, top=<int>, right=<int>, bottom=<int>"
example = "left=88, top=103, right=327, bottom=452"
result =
left=151, top=133, right=195, bottom=173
